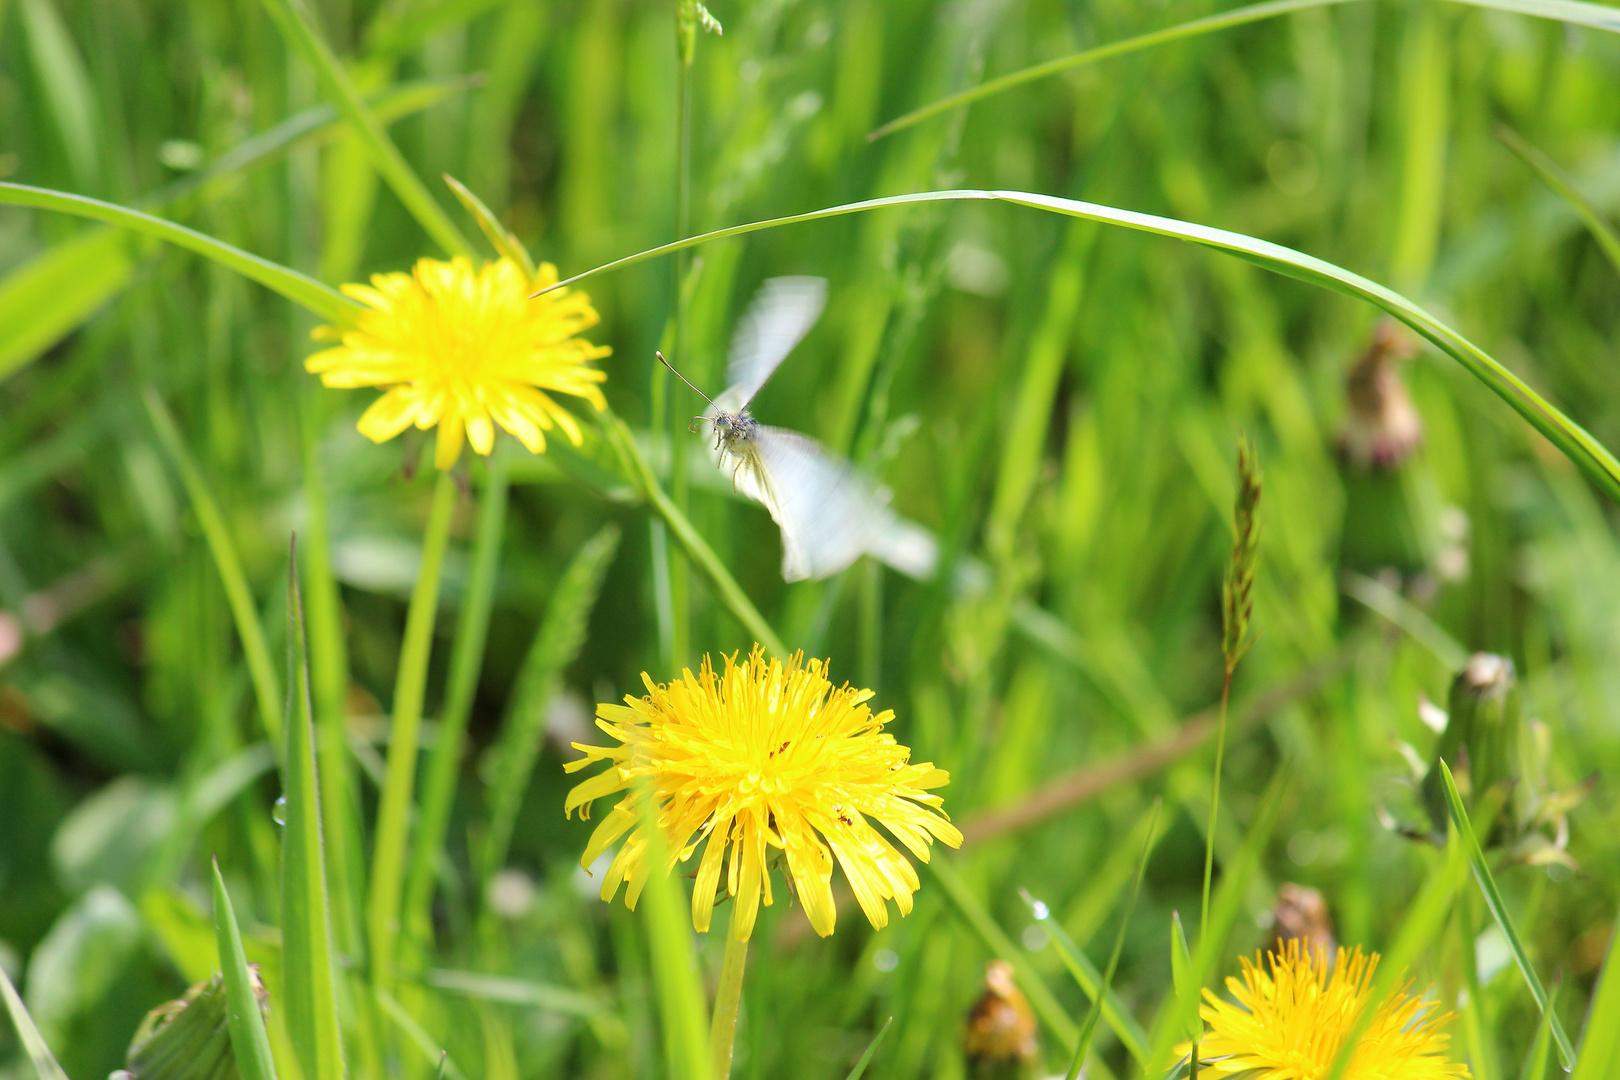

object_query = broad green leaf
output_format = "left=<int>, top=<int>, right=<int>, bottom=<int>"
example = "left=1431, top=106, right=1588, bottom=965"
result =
left=0, top=182, right=357, bottom=322
left=0, top=965, right=70, bottom=1080
left=24, top=885, right=142, bottom=1051
left=256, top=0, right=474, bottom=257
left=212, top=859, right=279, bottom=1080
left=0, top=227, right=131, bottom=382
left=281, top=558, right=346, bottom=1080
left=480, top=522, right=620, bottom=879
left=1438, top=761, right=1575, bottom=1068
left=543, top=189, right=1620, bottom=508
left=843, top=1017, right=893, bottom=1080
left=1497, top=126, right=1620, bottom=279
left=444, top=173, right=537, bottom=278
left=144, top=387, right=283, bottom=748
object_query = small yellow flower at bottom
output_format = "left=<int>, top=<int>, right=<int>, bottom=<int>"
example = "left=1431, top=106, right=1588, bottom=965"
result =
left=1188, top=939, right=1469, bottom=1080
left=307, top=257, right=610, bottom=470
left=564, top=646, right=962, bottom=942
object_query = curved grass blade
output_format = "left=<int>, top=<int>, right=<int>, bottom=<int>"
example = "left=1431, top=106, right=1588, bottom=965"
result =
left=0, top=966, right=70, bottom=1080
left=1523, top=983, right=1556, bottom=1080
left=869, top=0, right=1620, bottom=140
left=256, top=0, right=474, bottom=257
left=1022, top=891, right=1150, bottom=1067
left=1497, top=125, right=1620, bottom=278
left=1066, top=798, right=1160, bottom=1080
left=444, top=174, right=537, bottom=279
left=0, top=183, right=357, bottom=322
left=282, top=551, right=346, bottom=1080
left=844, top=1017, right=893, bottom=1080
left=539, top=188, right=1620, bottom=507
left=144, top=387, right=283, bottom=749
left=1438, top=760, right=1576, bottom=1068
left=212, top=858, right=279, bottom=1080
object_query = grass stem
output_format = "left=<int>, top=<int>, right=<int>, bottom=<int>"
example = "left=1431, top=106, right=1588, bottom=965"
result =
left=709, top=904, right=750, bottom=1080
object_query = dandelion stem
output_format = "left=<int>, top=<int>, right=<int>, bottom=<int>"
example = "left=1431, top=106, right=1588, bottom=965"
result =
left=709, top=904, right=751, bottom=1080
left=369, top=469, right=458, bottom=997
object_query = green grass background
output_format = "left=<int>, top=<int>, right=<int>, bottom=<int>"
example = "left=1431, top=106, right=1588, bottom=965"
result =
left=3, top=0, right=1620, bottom=1078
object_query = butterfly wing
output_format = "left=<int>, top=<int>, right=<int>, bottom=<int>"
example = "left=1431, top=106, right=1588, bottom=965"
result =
left=711, top=277, right=827, bottom=415
left=738, top=427, right=898, bottom=582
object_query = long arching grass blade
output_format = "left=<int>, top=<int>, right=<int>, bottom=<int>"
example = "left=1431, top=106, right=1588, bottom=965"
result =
left=1497, top=125, right=1620, bottom=278
left=0, top=182, right=358, bottom=322
left=0, top=967, right=70, bottom=1080
left=539, top=189, right=1620, bottom=507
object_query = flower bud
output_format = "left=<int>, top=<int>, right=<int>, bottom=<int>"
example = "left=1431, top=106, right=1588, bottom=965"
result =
left=1423, top=653, right=1521, bottom=836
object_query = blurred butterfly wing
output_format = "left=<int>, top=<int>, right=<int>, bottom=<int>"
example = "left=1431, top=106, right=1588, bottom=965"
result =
left=711, top=277, right=827, bottom=415
left=747, top=427, right=893, bottom=581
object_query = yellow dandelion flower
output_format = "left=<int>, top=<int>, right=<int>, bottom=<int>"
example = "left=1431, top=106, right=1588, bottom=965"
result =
left=307, top=257, right=610, bottom=470
left=564, top=646, right=962, bottom=941
left=1191, top=939, right=1469, bottom=1080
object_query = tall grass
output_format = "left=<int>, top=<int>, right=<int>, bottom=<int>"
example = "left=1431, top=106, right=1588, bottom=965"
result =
left=3, top=1, right=1620, bottom=1079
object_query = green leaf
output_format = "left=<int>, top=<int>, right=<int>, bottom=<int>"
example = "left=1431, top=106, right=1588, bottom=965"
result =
left=1526, top=985, right=1557, bottom=1080
left=1438, top=760, right=1575, bottom=1069
left=212, top=859, right=279, bottom=1080
left=843, top=1017, right=893, bottom=1080
left=0, top=964, right=70, bottom=1080
left=18, top=0, right=101, bottom=188
left=634, top=775, right=712, bottom=1080
left=143, top=387, right=283, bottom=749
left=0, top=226, right=132, bottom=383
left=444, top=174, right=536, bottom=278
left=543, top=189, right=1620, bottom=508
left=1574, top=925, right=1620, bottom=1078
left=1169, top=912, right=1200, bottom=1045
left=256, top=0, right=474, bottom=257
left=281, top=554, right=347, bottom=1080
left=1023, top=893, right=1151, bottom=1067
left=0, top=182, right=357, bottom=322
left=1497, top=125, right=1620, bottom=280
left=424, top=969, right=611, bottom=1017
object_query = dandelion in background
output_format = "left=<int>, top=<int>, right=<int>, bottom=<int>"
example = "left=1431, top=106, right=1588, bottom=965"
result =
left=308, top=257, right=610, bottom=470
left=1191, top=939, right=1469, bottom=1080
left=564, top=646, right=961, bottom=941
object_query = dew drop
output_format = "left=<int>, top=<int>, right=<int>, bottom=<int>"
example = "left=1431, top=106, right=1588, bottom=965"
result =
left=1030, top=899, right=1050, bottom=921
left=272, top=795, right=288, bottom=825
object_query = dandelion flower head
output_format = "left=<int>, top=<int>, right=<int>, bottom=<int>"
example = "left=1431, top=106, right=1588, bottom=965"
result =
left=564, top=647, right=962, bottom=941
left=1193, top=939, right=1469, bottom=1080
left=308, top=257, right=610, bottom=469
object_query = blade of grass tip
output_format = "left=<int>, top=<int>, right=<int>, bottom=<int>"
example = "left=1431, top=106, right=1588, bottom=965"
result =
left=843, top=1017, right=893, bottom=1080
left=1023, top=893, right=1151, bottom=1067
left=1438, top=761, right=1575, bottom=1068
left=407, top=457, right=513, bottom=934
left=369, top=470, right=459, bottom=995
left=0, top=183, right=358, bottom=322
left=282, top=545, right=347, bottom=1080
left=598, top=412, right=789, bottom=657
left=633, top=777, right=711, bottom=1080
left=1496, top=125, right=1620, bottom=279
left=927, top=855, right=1078, bottom=1049
left=1342, top=571, right=1469, bottom=670
left=0, top=967, right=70, bottom=1080
left=255, top=0, right=473, bottom=257
left=1170, top=912, right=1201, bottom=1050
left=1521, top=982, right=1556, bottom=1080
left=212, top=858, right=279, bottom=1080
left=479, top=522, right=621, bottom=882
left=444, top=174, right=536, bottom=279
left=1066, top=798, right=1161, bottom=1080
left=143, top=387, right=283, bottom=749
left=536, top=189, right=1620, bottom=507
left=1573, top=926, right=1620, bottom=1079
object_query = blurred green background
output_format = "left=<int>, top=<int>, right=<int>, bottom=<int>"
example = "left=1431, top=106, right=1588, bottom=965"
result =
left=3, top=0, right=1620, bottom=1078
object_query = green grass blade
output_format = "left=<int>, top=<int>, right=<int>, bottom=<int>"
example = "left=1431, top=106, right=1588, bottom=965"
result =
left=1169, top=911, right=1200, bottom=1046
left=18, top=0, right=101, bottom=189
left=927, top=855, right=1078, bottom=1049
left=0, top=226, right=132, bottom=383
left=0, top=966, right=70, bottom=1080
left=143, top=387, right=283, bottom=749
left=634, top=777, right=712, bottom=1080
left=843, top=1017, right=893, bottom=1080
left=444, top=174, right=536, bottom=278
left=1023, top=894, right=1151, bottom=1066
left=0, top=183, right=357, bottom=322
left=376, top=991, right=469, bottom=1080
left=408, top=458, right=512, bottom=927
left=480, top=522, right=621, bottom=880
left=1066, top=798, right=1160, bottom=1080
left=543, top=189, right=1620, bottom=507
left=281, top=550, right=347, bottom=1080
left=1524, top=985, right=1556, bottom=1080
left=256, top=0, right=474, bottom=257
left=1497, top=125, right=1620, bottom=280
left=424, top=969, right=611, bottom=1017
left=1342, top=571, right=1469, bottom=669
left=212, top=859, right=279, bottom=1080
left=1574, top=926, right=1620, bottom=1078
left=1438, top=761, right=1576, bottom=1068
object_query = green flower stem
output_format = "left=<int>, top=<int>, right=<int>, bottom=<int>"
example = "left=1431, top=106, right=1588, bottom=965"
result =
left=369, top=469, right=459, bottom=994
left=1199, top=670, right=1232, bottom=942
left=709, top=906, right=750, bottom=1080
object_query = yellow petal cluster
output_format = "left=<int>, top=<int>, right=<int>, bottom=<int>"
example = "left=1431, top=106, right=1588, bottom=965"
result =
left=1194, top=939, right=1469, bottom=1080
left=308, top=257, right=610, bottom=469
left=564, top=647, right=961, bottom=941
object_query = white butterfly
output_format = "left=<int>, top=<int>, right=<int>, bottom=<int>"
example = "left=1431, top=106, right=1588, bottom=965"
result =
left=660, top=276, right=937, bottom=582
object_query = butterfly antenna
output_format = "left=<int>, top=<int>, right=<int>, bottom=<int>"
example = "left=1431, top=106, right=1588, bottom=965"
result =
left=656, top=351, right=714, bottom=406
